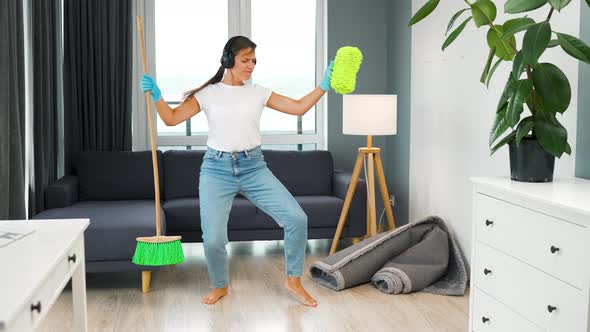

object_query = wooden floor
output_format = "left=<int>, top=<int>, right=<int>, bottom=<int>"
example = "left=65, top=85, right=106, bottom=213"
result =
left=40, top=239, right=470, bottom=332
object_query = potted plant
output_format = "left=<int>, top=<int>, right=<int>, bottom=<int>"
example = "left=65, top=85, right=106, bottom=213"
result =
left=408, top=0, right=589, bottom=182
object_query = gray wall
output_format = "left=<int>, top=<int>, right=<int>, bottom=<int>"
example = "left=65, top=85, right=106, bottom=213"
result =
left=576, top=6, right=590, bottom=180
left=327, top=0, right=411, bottom=227
left=385, top=0, right=411, bottom=226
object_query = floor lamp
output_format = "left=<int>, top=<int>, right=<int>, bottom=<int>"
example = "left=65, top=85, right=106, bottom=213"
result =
left=329, top=94, right=397, bottom=255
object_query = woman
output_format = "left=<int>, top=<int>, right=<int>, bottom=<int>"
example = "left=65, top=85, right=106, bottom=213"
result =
left=140, top=36, right=333, bottom=307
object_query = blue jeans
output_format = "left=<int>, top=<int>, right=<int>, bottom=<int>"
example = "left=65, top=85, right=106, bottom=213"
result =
left=199, top=145, right=308, bottom=288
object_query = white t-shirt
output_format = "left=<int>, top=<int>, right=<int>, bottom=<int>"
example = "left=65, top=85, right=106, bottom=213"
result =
left=194, top=82, right=273, bottom=152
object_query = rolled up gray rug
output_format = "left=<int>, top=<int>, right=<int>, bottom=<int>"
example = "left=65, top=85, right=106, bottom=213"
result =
left=371, top=226, right=449, bottom=294
left=309, top=216, right=467, bottom=296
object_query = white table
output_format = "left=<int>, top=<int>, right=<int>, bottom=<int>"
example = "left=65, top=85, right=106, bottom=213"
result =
left=0, top=219, right=90, bottom=332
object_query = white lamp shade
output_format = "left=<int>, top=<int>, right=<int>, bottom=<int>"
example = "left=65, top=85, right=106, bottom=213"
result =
left=342, top=94, right=397, bottom=135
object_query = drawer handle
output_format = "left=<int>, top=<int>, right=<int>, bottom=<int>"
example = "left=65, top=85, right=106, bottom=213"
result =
left=482, top=316, right=490, bottom=323
left=547, top=305, right=557, bottom=313
left=30, top=301, right=42, bottom=314
left=483, top=268, right=492, bottom=275
left=550, top=246, right=560, bottom=254
left=485, top=219, right=493, bottom=226
left=68, top=253, right=77, bottom=263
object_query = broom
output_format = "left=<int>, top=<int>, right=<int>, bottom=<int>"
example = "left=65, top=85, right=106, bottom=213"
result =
left=132, top=16, right=184, bottom=266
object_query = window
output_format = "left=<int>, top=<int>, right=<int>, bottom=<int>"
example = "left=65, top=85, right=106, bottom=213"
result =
left=155, top=0, right=228, bottom=138
left=251, top=0, right=317, bottom=136
left=152, top=0, right=326, bottom=151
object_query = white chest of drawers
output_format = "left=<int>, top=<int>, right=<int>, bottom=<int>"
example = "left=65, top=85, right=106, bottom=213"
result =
left=469, top=177, right=590, bottom=332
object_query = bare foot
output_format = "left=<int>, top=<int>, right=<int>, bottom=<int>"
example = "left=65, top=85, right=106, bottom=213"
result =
left=201, top=286, right=229, bottom=305
left=284, top=277, right=318, bottom=307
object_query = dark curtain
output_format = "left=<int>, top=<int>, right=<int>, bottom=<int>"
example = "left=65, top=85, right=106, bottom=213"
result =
left=0, top=0, right=26, bottom=219
left=31, top=0, right=60, bottom=214
left=63, top=0, right=132, bottom=173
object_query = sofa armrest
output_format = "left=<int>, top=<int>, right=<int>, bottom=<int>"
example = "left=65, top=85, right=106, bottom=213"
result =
left=45, top=175, right=79, bottom=209
left=332, top=170, right=367, bottom=237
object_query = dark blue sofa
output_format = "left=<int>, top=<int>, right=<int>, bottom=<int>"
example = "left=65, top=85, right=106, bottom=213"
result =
left=34, top=149, right=367, bottom=289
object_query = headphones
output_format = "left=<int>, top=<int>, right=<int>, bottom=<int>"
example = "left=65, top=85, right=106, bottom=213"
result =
left=220, top=36, right=241, bottom=69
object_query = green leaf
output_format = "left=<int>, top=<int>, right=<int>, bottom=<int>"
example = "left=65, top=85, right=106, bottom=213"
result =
left=501, top=17, right=535, bottom=40
left=500, top=17, right=536, bottom=43
left=486, top=58, right=503, bottom=87
left=505, top=0, right=548, bottom=13
left=532, top=63, right=571, bottom=113
left=503, top=17, right=534, bottom=31
left=481, top=47, right=496, bottom=83
left=497, top=74, right=517, bottom=112
left=409, top=0, right=440, bottom=26
left=487, top=27, right=500, bottom=49
left=548, top=0, right=572, bottom=11
left=507, top=79, right=534, bottom=127
left=533, top=111, right=568, bottom=157
left=515, top=117, right=534, bottom=146
left=442, top=17, right=473, bottom=50
left=446, top=8, right=470, bottom=35
left=487, top=27, right=517, bottom=60
left=491, top=131, right=516, bottom=155
left=587, top=0, right=590, bottom=8
left=548, top=39, right=559, bottom=48
left=528, top=89, right=550, bottom=113
left=471, top=0, right=497, bottom=27
left=512, top=51, right=526, bottom=80
left=522, top=22, right=551, bottom=65
left=556, top=32, right=590, bottom=64
left=565, top=142, right=572, bottom=155
left=490, top=104, right=510, bottom=146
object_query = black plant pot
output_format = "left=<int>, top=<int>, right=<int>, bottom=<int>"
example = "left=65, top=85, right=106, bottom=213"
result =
left=508, top=137, right=555, bottom=182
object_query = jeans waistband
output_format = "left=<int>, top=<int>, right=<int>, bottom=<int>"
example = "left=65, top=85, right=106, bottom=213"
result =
left=206, top=145, right=261, bottom=158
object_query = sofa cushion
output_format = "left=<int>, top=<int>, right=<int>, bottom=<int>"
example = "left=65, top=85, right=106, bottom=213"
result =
left=163, top=150, right=203, bottom=200
left=263, top=150, right=333, bottom=196
left=163, top=197, right=257, bottom=231
left=255, top=195, right=345, bottom=229
left=163, top=149, right=334, bottom=198
left=33, top=200, right=164, bottom=261
left=74, top=151, right=164, bottom=201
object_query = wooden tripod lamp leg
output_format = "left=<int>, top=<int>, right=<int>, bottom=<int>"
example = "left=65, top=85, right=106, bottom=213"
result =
left=366, top=152, right=377, bottom=236
left=374, top=151, right=396, bottom=230
left=365, top=193, right=370, bottom=239
left=329, top=151, right=364, bottom=256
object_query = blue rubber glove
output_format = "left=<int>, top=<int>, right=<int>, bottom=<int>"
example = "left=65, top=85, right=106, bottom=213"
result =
left=140, top=73, right=162, bottom=102
left=319, top=60, right=334, bottom=91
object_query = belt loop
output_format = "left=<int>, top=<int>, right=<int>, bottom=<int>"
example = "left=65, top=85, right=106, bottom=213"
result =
left=217, top=150, right=222, bottom=158
left=244, top=149, right=249, bottom=158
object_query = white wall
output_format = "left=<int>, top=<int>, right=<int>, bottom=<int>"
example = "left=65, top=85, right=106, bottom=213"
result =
left=409, top=0, right=580, bottom=266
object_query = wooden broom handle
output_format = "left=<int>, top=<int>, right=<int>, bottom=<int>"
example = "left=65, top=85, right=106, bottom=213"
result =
left=137, top=16, right=162, bottom=237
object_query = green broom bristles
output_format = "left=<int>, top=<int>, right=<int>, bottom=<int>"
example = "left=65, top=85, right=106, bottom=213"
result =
left=132, top=240, right=185, bottom=266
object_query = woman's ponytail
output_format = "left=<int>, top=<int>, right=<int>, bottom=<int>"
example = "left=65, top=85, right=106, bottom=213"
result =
left=182, top=65, right=225, bottom=102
